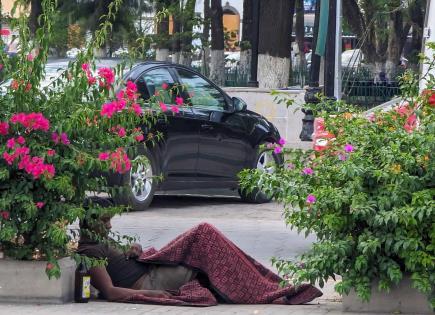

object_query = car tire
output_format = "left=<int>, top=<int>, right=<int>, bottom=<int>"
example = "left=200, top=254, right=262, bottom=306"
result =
left=114, top=148, right=157, bottom=211
left=238, top=143, right=279, bottom=203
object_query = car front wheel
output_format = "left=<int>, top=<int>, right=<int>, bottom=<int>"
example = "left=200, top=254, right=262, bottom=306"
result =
left=239, top=145, right=278, bottom=203
left=114, top=150, right=157, bottom=211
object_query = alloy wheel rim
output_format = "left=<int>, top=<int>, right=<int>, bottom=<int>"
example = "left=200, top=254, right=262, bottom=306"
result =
left=130, top=157, right=153, bottom=202
left=257, top=151, right=275, bottom=174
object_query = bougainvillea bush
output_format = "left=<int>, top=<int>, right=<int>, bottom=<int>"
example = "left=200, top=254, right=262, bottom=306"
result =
left=240, top=47, right=435, bottom=308
left=0, top=0, right=160, bottom=277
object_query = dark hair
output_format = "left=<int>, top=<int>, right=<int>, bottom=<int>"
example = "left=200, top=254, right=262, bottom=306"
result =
left=79, top=197, right=114, bottom=230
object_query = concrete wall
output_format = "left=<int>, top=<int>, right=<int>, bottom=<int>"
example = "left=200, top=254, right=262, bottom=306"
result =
left=223, top=87, right=311, bottom=149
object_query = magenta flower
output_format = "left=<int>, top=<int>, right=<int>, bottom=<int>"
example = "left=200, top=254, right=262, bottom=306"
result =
left=278, top=138, right=286, bottom=146
left=302, top=167, right=314, bottom=175
left=81, top=63, right=90, bottom=72
left=159, top=102, right=168, bottom=112
left=0, top=122, right=9, bottom=136
left=344, top=144, right=354, bottom=153
left=60, top=133, right=70, bottom=145
left=170, top=105, right=180, bottom=114
left=17, top=136, right=25, bottom=145
left=27, top=54, right=34, bottom=61
left=175, top=96, right=184, bottom=106
left=131, top=103, right=143, bottom=116
left=47, top=149, right=56, bottom=157
left=274, top=146, right=282, bottom=154
left=306, top=194, right=316, bottom=204
left=117, top=127, right=126, bottom=138
left=6, top=138, right=15, bottom=149
left=162, top=82, right=169, bottom=90
left=135, top=133, right=144, bottom=142
left=98, top=152, right=110, bottom=161
left=35, top=202, right=45, bottom=209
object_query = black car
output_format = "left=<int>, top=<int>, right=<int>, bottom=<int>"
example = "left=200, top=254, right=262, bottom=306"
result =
left=111, top=62, right=283, bottom=210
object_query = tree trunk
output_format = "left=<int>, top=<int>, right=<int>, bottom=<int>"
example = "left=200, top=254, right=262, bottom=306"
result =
left=309, top=0, right=321, bottom=86
left=210, top=0, right=225, bottom=86
left=295, top=0, right=306, bottom=71
left=239, top=0, right=253, bottom=79
left=201, top=0, right=211, bottom=75
left=171, top=0, right=182, bottom=64
left=156, top=0, right=171, bottom=61
left=180, top=0, right=196, bottom=66
left=386, top=10, right=404, bottom=80
left=258, top=0, right=295, bottom=88
left=29, top=0, right=43, bottom=35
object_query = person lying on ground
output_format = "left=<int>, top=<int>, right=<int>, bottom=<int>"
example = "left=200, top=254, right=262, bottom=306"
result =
left=77, top=199, right=322, bottom=306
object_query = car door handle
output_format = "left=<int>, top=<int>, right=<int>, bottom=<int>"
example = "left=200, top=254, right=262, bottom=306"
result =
left=201, top=124, right=214, bottom=131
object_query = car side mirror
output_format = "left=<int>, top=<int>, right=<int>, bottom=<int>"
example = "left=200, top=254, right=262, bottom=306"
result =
left=232, top=97, right=247, bottom=112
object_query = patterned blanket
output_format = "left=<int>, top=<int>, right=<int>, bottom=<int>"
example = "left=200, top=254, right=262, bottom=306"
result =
left=123, top=223, right=322, bottom=306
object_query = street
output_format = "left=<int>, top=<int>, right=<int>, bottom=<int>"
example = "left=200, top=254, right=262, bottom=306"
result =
left=110, top=190, right=316, bottom=271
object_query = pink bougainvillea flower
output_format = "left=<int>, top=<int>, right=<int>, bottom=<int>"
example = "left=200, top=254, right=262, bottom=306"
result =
left=162, top=82, right=168, bottom=90
left=51, top=132, right=60, bottom=144
left=1, top=210, right=10, bottom=220
left=27, top=54, right=34, bottom=61
left=35, top=202, right=45, bottom=209
left=404, top=113, right=417, bottom=133
left=60, top=133, right=70, bottom=145
left=87, top=75, right=97, bottom=85
left=159, top=102, right=168, bottom=112
left=126, top=81, right=137, bottom=91
left=16, top=136, right=25, bottom=145
left=16, top=146, right=30, bottom=156
left=10, top=79, right=19, bottom=90
left=101, top=101, right=117, bottom=118
left=306, top=194, right=316, bottom=204
left=2, top=152, right=16, bottom=165
left=108, top=148, right=131, bottom=174
left=131, top=103, right=142, bottom=116
left=344, top=144, right=354, bottom=153
left=135, top=133, right=144, bottom=142
left=302, top=167, right=314, bottom=175
left=0, top=122, right=8, bottom=136
left=10, top=112, right=50, bottom=131
left=47, top=149, right=55, bottom=157
left=266, top=143, right=274, bottom=149
left=46, top=263, right=54, bottom=270
left=117, top=127, right=126, bottom=138
left=97, top=67, right=115, bottom=88
left=116, top=90, right=125, bottom=100
left=81, top=63, right=90, bottom=72
left=6, top=138, right=15, bottom=149
left=274, top=146, right=282, bottom=154
left=278, top=138, right=286, bottom=146
left=0, top=29, right=11, bottom=36
left=98, top=152, right=110, bottom=161
left=175, top=96, right=184, bottom=106
left=170, top=106, right=180, bottom=114
left=367, top=112, right=376, bottom=122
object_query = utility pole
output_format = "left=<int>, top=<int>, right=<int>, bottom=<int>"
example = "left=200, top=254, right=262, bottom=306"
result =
left=248, top=0, right=260, bottom=87
left=334, top=0, right=342, bottom=100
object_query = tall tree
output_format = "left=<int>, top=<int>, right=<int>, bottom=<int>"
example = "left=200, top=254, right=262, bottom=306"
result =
left=155, top=0, right=171, bottom=61
left=29, top=0, right=43, bottom=35
left=200, top=0, right=211, bottom=75
left=295, top=0, right=305, bottom=70
left=239, top=0, right=252, bottom=79
left=258, top=0, right=295, bottom=88
left=342, top=0, right=423, bottom=80
left=179, top=0, right=196, bottom=66
left=209, top=0, right=224, bottom=85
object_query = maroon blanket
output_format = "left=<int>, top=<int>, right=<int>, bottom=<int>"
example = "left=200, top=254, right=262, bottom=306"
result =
left=124, top=223, right=322, bottom=306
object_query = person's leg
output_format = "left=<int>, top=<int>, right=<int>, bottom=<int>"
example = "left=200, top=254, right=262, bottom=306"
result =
left=136, top=265, right=196, bottom=291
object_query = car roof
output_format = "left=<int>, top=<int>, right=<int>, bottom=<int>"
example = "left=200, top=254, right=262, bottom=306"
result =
left=126, top=61, right=198, bottom=81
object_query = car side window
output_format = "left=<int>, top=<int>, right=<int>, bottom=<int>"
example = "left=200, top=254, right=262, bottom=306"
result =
left=136, top=68, right=175, bottom=104
left=176, top=69, right=227, bottom=111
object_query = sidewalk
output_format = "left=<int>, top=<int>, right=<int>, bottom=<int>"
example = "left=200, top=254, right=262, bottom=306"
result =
left=0, top=281, right=387, bottom=315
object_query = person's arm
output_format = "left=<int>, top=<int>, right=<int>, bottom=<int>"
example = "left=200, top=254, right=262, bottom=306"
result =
left=89, top=266, right=172, bottom=301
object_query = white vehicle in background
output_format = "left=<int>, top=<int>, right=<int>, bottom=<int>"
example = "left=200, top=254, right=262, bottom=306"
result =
left=224, top=51, right=240, bottom=69
left=341, top=49, right=364, bottom=68
left=112, top=47, right=129, bottom=58
left=66, top=47, right=84, bottom=59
